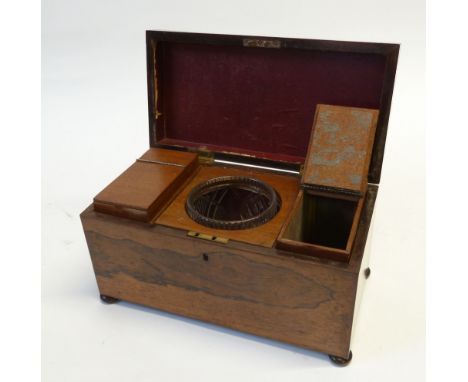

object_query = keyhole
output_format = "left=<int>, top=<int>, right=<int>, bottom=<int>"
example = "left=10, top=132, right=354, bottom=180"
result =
left=202, top=253, right=209, bottom=262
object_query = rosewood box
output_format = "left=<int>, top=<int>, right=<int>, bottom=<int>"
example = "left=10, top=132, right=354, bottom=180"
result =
left=81, top=31, right=399, bottom=365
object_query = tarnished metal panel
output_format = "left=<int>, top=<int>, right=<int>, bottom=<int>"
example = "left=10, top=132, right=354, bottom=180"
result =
left=302, top=104, right=379, bottom=194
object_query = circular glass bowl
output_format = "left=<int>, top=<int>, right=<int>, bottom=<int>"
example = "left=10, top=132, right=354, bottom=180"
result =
left=185, top=176, right=281, bottom=230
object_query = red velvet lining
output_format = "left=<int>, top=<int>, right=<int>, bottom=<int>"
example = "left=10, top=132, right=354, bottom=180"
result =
left=159, top=42, right=386, bottom=161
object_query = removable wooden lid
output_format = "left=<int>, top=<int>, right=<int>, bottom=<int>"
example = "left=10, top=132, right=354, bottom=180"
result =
left=146, top=31, right=399, bottom=184
left=93, top=148, right=198, bottom=221
left=302, top=104, right=379, bottom=196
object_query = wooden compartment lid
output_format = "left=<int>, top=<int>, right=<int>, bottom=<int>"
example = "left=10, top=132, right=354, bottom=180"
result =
left=301, top=104, right=379, bottom=196
left=146, top=31, right=399, bottom=184
left=93, top=148, right=198, bottom=222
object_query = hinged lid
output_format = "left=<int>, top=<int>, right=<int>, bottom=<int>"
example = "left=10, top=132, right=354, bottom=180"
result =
left=301, top=104, right=379, bottom=196
left=146, top=31, right=399, bottom=184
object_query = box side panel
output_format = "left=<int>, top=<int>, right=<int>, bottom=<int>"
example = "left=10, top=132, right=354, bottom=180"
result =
left=350, top=219, right=373, bottom=348
left=81, top=207, right=357, bottom=358
left=348, top=184, right=379, bottom=348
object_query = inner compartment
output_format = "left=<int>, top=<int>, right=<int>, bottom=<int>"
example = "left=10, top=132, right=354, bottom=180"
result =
left=155, top=165, right=300, bottom=248
left=280, top=191, right=359, bottom=250
left=185, top=176, right=281, bottom=230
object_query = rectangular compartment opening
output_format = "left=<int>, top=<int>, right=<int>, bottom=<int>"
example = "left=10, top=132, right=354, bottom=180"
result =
left=277, top=190, right=363, bottom=261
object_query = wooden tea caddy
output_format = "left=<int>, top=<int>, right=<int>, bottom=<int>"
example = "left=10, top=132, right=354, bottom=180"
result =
left=81, top=31, right=399, bottom=365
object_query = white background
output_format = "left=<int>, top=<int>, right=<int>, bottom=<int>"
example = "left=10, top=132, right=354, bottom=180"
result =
left=41, top=1, right=425, bottom=381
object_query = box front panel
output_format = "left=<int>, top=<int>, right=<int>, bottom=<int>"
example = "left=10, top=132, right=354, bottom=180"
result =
left=82, top=208, right=358, bottom=358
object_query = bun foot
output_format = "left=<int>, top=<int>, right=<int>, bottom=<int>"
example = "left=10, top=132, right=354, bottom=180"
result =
left=100, top=294, right=120, bottom=304
left=329, top=350, right=352, bottom=366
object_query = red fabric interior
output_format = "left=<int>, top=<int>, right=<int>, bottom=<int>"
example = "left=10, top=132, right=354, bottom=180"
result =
left=158, top=42, right=386, bottom=162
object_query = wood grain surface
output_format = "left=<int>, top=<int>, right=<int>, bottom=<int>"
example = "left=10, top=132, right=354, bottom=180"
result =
left=139, top=147, right=198, bottom=166
left=302, top=104, right=379, bottom=194
left=80, top=185, right=378, bottom=358
left=82, top=206, right=360, bottom=358
left=93, top=148, right=198, bottom=221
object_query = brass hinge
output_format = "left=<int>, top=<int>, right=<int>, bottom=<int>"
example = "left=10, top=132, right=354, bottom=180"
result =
left=197, top=150, right=215, bottom=165
left=243, top=38, right=281, bottom=49
left=299, top=164, right=305, bottom=176
left=187, top=231, right=229, bottom=244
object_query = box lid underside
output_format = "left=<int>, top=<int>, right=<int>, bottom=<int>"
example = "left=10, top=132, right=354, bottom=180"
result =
left=147, top=31, right=399, bottom=184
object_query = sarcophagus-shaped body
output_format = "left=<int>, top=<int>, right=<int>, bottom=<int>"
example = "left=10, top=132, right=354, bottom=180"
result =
left=81, top=31, right=399, bottom=365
